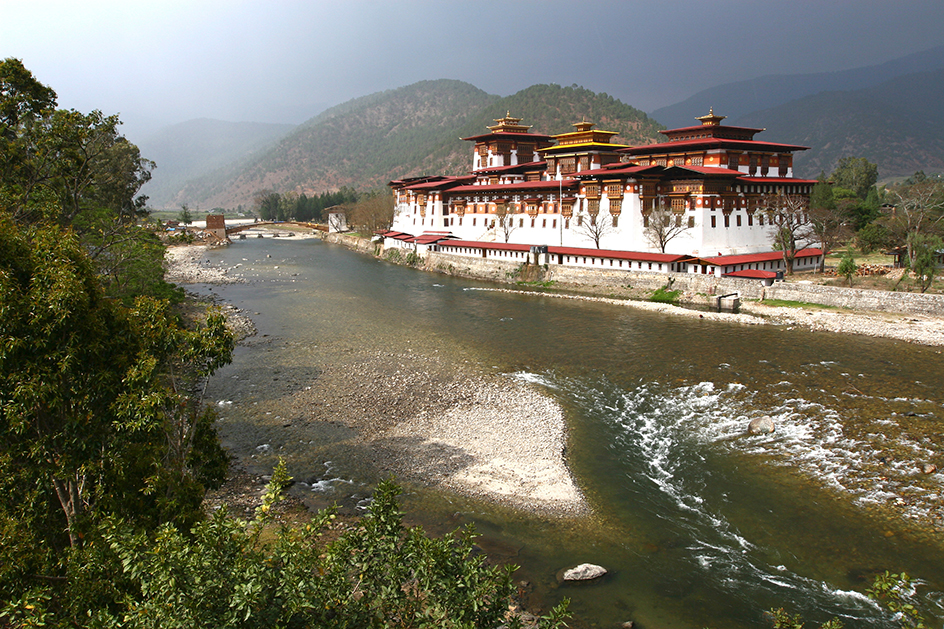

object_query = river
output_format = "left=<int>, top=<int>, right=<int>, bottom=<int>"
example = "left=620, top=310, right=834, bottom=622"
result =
left=197, top=236, right=944, bottom=628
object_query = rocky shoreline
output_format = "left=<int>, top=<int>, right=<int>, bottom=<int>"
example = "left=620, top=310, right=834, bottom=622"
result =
left=168, top=243, right=589, bottom=517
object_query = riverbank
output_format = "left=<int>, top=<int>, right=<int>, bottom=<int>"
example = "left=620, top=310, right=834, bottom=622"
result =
left=167, top=242, right=589, bottom=517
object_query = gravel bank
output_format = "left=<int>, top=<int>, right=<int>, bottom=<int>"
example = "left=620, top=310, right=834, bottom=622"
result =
left=167, top=243, right=589, bottom=517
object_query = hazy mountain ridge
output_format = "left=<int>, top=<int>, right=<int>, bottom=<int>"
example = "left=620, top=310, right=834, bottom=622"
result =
left=169, top=81, right=664, bottom=209
left=735, top=67, right=944, bottom=179
left=138, top=118, right=295, bottom=208
left=650, top=44, right=944, bottom=129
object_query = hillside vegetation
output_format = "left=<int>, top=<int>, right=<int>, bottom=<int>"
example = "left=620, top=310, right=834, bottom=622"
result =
left=170, top=80, right=663, bottom=209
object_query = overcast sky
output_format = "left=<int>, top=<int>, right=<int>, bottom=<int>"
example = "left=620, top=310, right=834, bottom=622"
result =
left=4, top=0, right=944, bottom=141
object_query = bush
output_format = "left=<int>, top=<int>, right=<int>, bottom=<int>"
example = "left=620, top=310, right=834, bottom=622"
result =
left=650, top=285, right=681, bottom=303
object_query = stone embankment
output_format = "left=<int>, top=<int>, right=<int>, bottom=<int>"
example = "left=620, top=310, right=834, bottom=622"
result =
left=322, top=233, right=944, bottom=347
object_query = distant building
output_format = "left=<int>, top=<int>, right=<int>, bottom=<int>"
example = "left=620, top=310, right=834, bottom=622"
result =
left=326, top=206, right=349, bottom=233
left=205, top=214, right=227, bottom=241
left=386, top=110, right=822, bottom=274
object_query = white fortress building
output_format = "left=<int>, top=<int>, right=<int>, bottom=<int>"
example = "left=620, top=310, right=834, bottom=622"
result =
left=385, top=110, right=822, bottom=279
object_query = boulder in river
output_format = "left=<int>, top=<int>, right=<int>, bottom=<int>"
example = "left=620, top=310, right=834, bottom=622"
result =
left=921, top=463, right=938, bottom=475
left=747, top=415, right=775, bottom=435
left=560, top=563, right=607, bottom=582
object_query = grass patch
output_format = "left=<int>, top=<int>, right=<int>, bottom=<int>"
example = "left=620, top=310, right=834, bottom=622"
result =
left=516, top=280, right=557, bottom=288
left=650, top=286, right=681, bottom=303
left=760, top=299, right=840, bottom=310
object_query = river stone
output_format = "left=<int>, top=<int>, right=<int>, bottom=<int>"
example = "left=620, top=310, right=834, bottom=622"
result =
left=561, top=563, right=607, bottom=582
left=922, top=463, right=938, bottom=474
left=747, top=415, right=775, bottom=435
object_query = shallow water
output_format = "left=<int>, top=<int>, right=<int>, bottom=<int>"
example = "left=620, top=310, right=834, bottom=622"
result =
left=200, top=238, right=944, bottom=628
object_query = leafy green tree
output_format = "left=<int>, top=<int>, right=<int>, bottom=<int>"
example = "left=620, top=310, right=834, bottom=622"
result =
left=837, top=252, right=857, bottom=287
left=0, top=217, right=233, bottom=608
left=908, top=233, right=943, bottom=293
left=831, top=157, right=878, bottom=200
left=856, top=222, right=891, bottom=254
left=177, top=204, right=193, bottom=225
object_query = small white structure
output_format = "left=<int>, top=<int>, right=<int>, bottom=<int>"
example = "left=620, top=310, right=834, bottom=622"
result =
left=326, top=207, right=349, bottom=233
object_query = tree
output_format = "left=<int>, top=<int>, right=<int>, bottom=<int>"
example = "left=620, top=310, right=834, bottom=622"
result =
left=349, top=190, right=395, bottom=233
left=177, top=204, right=193, bottom=225
left=808, top=181, right=849, bottom=271
left=575, top=206, right=617, bottom=249
left=762, top=191, right=816, bottom=274
left=837, top=252, right=857, bottom=287
left=495, top=202, right=519, bottom=243
left=254, top=190, right=281, bottom=220
left=644, top=198, right=691, bottom=253
left=909, top=233, right=943, bottom=293
left=831, top=156, right=878, bottom=200
left=884, top=177, right=944, bottom=266
left=0, top=217, right=232, bottom=554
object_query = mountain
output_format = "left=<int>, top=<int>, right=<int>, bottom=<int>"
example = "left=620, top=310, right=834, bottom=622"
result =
left=168, top=80, right=664, bottom=209
left=649, top=45, right=944, bottom=130
left=137, top=118, right=295, bottom=209
left=735, top=68, right=944, bottom=179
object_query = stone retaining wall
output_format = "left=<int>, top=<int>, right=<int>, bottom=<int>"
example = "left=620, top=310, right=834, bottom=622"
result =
left=324, top=234, right=944, bottom=316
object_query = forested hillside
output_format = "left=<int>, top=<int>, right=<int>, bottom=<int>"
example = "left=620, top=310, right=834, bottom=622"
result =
left=169, top=80, right=664, bottom=209
left=736, top=68, right=944, bottom=179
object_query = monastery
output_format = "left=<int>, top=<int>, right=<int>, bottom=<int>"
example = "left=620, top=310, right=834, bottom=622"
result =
left=384, top=110, right=823, bottom=279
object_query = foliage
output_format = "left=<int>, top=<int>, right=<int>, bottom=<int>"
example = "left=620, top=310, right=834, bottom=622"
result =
left=176, top=204, right=193, bottom=225
left=856, top=222, right=891, bottom=254
left=404, top=251, right=422, bottom=267
left=837, top=252, right=857, bottom=287
left=867, top=571, right=928, bottom=628
left=349, top=190, right=395, bottom=233
left=650, top=284, right=681, bottom=303
left=883, top=175, right=944, bottom=265
left=254, top=187, right=358, bottom=222
left=0, top=216, right=233, bottom=612
left=908, top=233, right=943, bottom=293
left=831, top=156, right=878, bottom=200
left=49, top=474, right=571, bottom=629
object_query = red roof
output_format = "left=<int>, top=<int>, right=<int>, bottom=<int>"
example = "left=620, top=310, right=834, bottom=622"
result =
left=437, top=240, right=534, bottom=252
left=473, top=161, right=547, bottom=175
left=404, top=176, right=475, bottom=191
left=447, top=180, right=579, bottom=194
left=724, top=269, right=778, bottom=279
left=737, top=176, right=820, bottom=184
left=690, top=248, right=823, bottom=266
left=436, top=240, right=686, bottom=263
left=548, top=247, right=687, bottom=263
left=461, top=131, right=555, bottom=142
left=574, top=164, right=662, bottom=177
left=664, top=165, right=743, bottom=177
left=414, top=232, right=457, bottom=245
left=622, top=137, right=810, bottom=154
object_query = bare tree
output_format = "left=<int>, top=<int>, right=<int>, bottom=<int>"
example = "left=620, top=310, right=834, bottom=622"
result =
left=884, top=179, right=944, bottom=265
left=574, top=207, right=618, bottom=249
left=644, top=198, right=691, bottom=253
left=762, top=192, right=815, bottom=274
left=494, top=203, right=519, bottom=243
left=350, top=192, right=395, bottom=233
